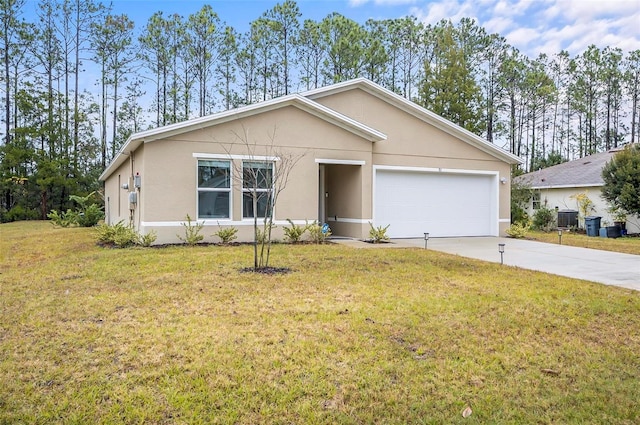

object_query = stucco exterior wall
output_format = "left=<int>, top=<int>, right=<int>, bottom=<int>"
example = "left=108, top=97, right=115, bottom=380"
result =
left=314, top=88, right=513, bottom=235
left=136, top=106, right=375, bottom=243
left=102, top=83, right=518, bottom=244
left=526, top=186, right=640, bottom=234
left=104, top=156, right=136, bottom=226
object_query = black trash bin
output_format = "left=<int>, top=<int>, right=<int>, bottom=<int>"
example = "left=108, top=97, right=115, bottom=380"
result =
left=585, top=216, right=602, bottom=237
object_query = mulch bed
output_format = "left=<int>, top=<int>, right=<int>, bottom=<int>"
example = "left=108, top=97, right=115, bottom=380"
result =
left=240, top=266, right=292, bottom=275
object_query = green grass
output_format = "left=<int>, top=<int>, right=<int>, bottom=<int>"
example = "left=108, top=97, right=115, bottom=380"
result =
left=1, top=221, right=640, bottom=424
left=528, top=229, right=640, bottom=255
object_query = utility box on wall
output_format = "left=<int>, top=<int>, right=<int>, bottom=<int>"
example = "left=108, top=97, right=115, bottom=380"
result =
left=134, top=174, right=141, bottom=188
left=128, top=191, right=137, bottom=204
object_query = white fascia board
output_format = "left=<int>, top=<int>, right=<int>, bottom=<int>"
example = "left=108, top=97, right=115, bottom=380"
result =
left=531, top=183, right=604, bottom=190
left=304, top=78, right=522, bottom=165
left=293, top=95, right=386, bottom=142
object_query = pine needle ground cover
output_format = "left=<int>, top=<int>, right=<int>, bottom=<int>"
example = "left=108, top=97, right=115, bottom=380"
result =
left=1, top=221, right=639, bottom=424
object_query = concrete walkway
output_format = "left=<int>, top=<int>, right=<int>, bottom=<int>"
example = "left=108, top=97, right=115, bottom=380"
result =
left=332, top=237, right=640, bottom=291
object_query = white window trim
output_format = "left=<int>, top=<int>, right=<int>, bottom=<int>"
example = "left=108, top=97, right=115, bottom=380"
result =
left=196, top=159, right=233, bottom=220
left=532, top=191, right=541, bottom=210
left=242, top=160, right=275, bottom=220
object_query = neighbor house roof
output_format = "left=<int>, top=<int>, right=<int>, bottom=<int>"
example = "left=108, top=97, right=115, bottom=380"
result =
left=515, top=149, right=623, bottom=189
left=100, top=78, right=521, bottom=181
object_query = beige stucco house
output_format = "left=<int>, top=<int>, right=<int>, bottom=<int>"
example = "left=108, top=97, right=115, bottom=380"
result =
left=99, top=78, right=521, bottom=244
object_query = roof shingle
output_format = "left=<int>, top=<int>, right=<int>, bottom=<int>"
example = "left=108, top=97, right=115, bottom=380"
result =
left=515, top=149, right=623, bottom=189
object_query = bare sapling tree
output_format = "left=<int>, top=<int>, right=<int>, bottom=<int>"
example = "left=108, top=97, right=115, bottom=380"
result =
left=221, top=125, right=304, bottom=270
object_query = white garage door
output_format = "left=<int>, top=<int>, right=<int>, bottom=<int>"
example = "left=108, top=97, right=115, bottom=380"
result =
left=374, top=169, right=497, bottom=238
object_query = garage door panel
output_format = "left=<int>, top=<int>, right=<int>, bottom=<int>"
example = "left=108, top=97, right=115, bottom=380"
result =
left=374, top=170, right=495, bottom=238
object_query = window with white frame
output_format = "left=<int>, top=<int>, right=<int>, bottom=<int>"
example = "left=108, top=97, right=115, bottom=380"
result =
left=242, top=161, right=273, bottom=219
left=532, top=191, right=541, bottom=210
left=198, top=160, right=231, bottom=219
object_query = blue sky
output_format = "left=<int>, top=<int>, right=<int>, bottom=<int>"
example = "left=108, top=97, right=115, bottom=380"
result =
left=100, top=0, right=640, bottom=57
left=19, top=0, right=640, bottom=57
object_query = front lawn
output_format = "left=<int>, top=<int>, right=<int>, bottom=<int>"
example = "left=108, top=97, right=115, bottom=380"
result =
left=528, top=229, right=640, bottom=255
left=1, top=221, right=639, bottom=424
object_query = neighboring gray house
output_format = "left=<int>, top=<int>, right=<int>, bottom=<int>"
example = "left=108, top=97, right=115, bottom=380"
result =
left=515, top=148, right=639, bottom=233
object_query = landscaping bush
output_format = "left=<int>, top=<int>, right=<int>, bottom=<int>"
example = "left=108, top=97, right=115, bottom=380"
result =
left=283, top=219, right=308, bottom=243
left=2, top=205, right=40, bottom=222
left=532, top=206, right=556, bottom=231
left=48, top=192, right=104, bottom=227
left=506, top=221, right=530, bottom=238
left=96, top=222, right=157, bottom=248
left=47, top=209, right=79, bottom=227
left=214, top=224, right=238, bottom=244
left=368, top=222, right=390, bottom=243
left=96, top=221, right=139, bottom=248
left=308, top=221, right=331, bottom=244
left=138, top=230, right=158, bottom=247
left=177, top=214, right=204, bottom=245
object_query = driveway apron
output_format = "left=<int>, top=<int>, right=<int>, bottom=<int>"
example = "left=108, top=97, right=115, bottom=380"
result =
left=397, top=237, right=640, bottom=291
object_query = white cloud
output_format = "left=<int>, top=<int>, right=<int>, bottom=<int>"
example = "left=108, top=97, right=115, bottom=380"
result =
left=504, top=27, right=542, bottom=48
left=349, top=0, right=417, bottom=6
left=483, top=16, right=514, bottom=34
left=410, top=0, right=477, bottom=25
left=562, top=0, right=640, bottom=22
left=374, top=0, right=640, bottom=56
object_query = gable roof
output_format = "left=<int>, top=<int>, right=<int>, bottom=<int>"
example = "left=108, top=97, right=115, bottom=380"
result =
left=302, top=78, right=522, bottom=165
left=514, top=149, right=622, bottom=189
left=100, top=78, right=521, bottom=182
left=99, top=93, right=386, bottom=181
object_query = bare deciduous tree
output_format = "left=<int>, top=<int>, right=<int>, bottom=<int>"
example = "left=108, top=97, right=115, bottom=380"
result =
left=220, top=125, right=304, bottom=270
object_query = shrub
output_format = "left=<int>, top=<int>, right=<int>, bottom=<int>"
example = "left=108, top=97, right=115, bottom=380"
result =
left=570, top=191, right=596, bottom=227
left=96, top=221, right=139, bottom=248
left=3, top=205, right=40, bottom=222
left=138, top=230, right=157, bottom=247
left=368, top=222, right=390, bottom=243
left=214, top=224, right=238, bottom=244
left=308, top=221, right=331, bottom=244
left=532, top=206, right=556, bottom=231
left=48, top=192, right=104, bottom=227
left=177, top=214, right=204, bottom=245
left=506, top=222, right=530, bottom=239
left=48, top=209, right=79, bottom=227
left=283, top=219, right=308, bottom=243
left=77, top=203, right=104, bottom=227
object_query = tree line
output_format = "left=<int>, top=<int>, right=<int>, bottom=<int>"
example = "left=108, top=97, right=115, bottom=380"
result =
left=1, top=0, right=639, bottom=222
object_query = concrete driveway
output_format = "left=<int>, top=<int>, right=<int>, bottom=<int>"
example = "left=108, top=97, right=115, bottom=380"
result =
left=396, top=237, right=640, bottom=291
